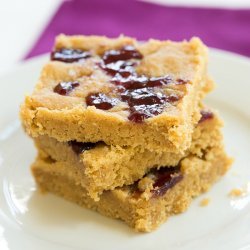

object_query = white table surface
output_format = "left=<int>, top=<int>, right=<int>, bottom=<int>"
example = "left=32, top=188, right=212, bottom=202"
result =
left=0, top=0, right=250, bottom=76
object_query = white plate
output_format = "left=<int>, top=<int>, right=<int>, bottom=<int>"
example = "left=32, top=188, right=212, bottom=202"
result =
left=0, top=49, right=250, bottom=250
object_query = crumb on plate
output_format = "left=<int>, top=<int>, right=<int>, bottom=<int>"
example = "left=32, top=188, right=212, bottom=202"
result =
left=200, top=198, right=210, bottom=207
left=228, top=188, right=244, bottom=197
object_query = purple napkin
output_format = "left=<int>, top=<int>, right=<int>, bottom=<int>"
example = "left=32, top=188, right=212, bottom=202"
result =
left=26, top=0, right=250, bottom=58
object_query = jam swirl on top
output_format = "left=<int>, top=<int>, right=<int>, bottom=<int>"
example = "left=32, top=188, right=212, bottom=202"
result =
left=102, top=45, right=143, bottom=64
left=51, top=48, right=91, bottom=63
left=54, top=81, right=80, bottom=96
left=86, top=93, right=119, bottom=110
left=93, top=45, right=182, bottom=123
left=52, top=45, right=186, bottom=123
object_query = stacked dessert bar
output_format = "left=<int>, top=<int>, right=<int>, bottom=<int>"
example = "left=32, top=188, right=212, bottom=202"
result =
left=20, top=35, right=232, bottom=232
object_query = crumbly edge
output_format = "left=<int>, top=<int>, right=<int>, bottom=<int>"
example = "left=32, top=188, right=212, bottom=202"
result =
left=34, top=108, right=223, bottom=200
left=32, top=146, right=232, bottom=232
left=20, top=36, right=209, bottom=153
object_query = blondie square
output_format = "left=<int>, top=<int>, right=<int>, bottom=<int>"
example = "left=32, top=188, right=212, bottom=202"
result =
left=21, top=35, right=211, bottom=153
left=32, top=145, right=232, bottom=232
left=34, top=109, right=222, bottom=200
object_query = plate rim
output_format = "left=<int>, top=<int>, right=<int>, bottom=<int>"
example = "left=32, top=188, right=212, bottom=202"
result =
left=0, top=47, right=250, bottom=250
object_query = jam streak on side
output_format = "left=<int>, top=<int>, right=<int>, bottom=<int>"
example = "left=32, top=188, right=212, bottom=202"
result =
left=151, top=166, right=183, bottom=198
left=132, top=166, right=183, bottom=199
left=199, top=110, right=214, bottom=123
left=68, top=141, right=97, bottom=155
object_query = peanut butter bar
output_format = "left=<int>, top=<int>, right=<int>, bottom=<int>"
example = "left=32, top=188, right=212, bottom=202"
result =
left=34, top=109, right=223, bottom=200
left=21, top=35, right=211, bottom=153
left=32, top=145, right=231, bottom=232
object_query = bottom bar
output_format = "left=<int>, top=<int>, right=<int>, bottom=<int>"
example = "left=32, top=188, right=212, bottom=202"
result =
left=32, top=147, right=231, bottom=232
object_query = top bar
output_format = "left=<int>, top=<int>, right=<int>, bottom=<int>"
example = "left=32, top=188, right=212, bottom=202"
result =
left=21, top=35, right=211, bottom=153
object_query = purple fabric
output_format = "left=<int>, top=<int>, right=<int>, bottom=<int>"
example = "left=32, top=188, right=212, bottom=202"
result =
left=26, top=0, right=250, bottom=58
